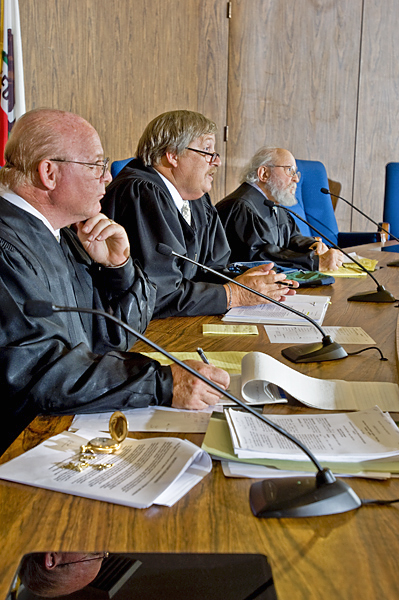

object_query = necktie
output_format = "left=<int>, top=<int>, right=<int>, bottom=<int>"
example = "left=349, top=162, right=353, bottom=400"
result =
left=181, top=200, right=191, bottom=226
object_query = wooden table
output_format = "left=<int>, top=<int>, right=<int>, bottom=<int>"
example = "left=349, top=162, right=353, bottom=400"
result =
left=2, top=244, right=399, bottom=600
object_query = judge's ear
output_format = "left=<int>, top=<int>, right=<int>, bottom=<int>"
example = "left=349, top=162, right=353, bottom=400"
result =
left=164, top=150, right=179, bottom=168
left=44, top=552, right=58, bottom=570
left=257, top=165, right=270, bottom=183
left=37, top=159, right=58, bottom=190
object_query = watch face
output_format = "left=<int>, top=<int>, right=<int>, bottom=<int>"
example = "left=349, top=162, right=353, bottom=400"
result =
left=87, top=437, right=120, bottom=453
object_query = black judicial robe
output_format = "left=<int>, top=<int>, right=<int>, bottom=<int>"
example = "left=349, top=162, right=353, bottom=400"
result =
left=102, top=159, right=231, bottom=318
left=0, top=197, right=173, bottom=454
left=216, top=183, right=318, bottom=270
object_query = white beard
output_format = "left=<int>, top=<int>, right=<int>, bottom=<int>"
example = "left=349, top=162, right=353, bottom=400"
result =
left=267, top=178, right=298, bottom=207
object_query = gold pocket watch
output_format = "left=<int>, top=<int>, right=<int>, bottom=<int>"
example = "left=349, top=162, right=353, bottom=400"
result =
left=81, top=411, right=129, bottom=454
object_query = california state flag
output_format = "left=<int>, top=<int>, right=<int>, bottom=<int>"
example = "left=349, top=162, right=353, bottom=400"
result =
left=0, top=0, right=25, bottom=165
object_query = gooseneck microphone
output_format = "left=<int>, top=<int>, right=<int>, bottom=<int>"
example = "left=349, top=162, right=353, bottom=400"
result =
left=275, top=205, right=396, bottom=303
left=321, top=187, right=399, bottom=267
left=320, top=187, right=399, bottom=244
left=23, top=299, right=361, bottom=518
left=156, top=243, right=347, bottom=363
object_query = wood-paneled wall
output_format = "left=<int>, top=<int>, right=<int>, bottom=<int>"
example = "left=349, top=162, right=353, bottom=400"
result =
left=19, top=0, right=229, bottom=201
left=18, top=0, right=399, bottom=232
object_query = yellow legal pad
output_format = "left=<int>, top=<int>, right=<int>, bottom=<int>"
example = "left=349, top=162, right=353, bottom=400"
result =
left=202, top=324, right=258, bottom=335
left=142, top=351, right=246, bottom=374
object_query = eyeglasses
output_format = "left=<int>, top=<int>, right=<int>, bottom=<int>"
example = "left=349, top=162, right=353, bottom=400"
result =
left=50, top=157, right=110, bottom=179
left=267, top=165, right=301, bottom=180
left=57, top=552, right=109, bottom=567
left=185, top=147, right=220, bottom=164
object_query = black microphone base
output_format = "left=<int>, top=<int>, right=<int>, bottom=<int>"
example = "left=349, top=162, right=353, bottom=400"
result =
left=281, top=337, right=348, bottom=363
left=250, top=476, right=361, bottom=518
left=347, top=286, right=396, bottom=303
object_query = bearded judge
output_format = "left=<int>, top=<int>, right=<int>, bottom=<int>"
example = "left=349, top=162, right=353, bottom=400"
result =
left=216, top=147, right=343, bottom=271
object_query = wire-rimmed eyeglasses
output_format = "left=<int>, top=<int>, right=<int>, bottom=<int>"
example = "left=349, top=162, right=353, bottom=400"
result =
left=57, top=552, right=109, bottom=567
left=50, top=157, right=110, bottom=179
left=267, top=164, right=301, bottom=180
left=185, top=147, right=220, bottom=164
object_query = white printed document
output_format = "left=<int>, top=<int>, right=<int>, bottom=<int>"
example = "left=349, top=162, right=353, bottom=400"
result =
left=264, top=325, right=375, bottom=345
left=225, top=406, right=399, bottom=463
left=222, top=295, right=330, bottom=326
left=0, top=429, right=212, bottom=509
left=227, top=352, right=399, bottom=411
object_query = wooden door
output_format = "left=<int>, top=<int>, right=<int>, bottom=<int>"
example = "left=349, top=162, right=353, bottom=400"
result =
left=225, top=0, right=363, bottom=230
left=353, top=0, right=399, bottom=230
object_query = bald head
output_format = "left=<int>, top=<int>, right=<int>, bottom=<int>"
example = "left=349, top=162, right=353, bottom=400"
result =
left=19, top=552, right=105, bottom=597
left=0, top=108, right=110, bottom=229
left=0, top=108, right=96, bottom=189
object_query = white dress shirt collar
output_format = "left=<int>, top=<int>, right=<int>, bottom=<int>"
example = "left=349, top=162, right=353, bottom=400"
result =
left=155, top=170, right=185, bottom=212
left=0, top=188, right=61, bottom=241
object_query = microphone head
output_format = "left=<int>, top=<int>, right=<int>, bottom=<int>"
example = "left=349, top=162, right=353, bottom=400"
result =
left=156, top=243, right=173, bottom=257
left=320, top=188, right=330, bottom=195
left=24, top=300, right=54, bottom=317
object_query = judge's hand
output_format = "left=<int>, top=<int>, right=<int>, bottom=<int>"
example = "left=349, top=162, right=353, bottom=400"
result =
left=309, top=237, right=329, bottom=255
left=226, top=262, right=299, bottom=307
left=318, top=248, right=344, bottom=271
left=170, top=360, right=230, bottom=410
left=76, top=214, right=130, bottom=267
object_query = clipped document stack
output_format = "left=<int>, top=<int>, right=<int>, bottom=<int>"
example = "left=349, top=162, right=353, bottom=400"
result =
left=202, top=407, right=399, bottom=475
left=222, top=294, right=330, bottom=325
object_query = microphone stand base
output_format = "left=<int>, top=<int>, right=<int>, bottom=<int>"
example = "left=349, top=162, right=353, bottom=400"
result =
left=250, top=476, right=361, bottom=518
left=347, top=286, right=396, bottom=303
left=281, top=339, right=347, bottom=363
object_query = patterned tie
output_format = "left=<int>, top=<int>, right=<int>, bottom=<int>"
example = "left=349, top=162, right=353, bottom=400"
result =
left=181, top=200, right=191, bottom=226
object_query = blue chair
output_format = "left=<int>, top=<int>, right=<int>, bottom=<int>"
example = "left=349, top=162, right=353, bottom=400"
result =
left=383, top=162, right=399, bottom=240
left=295, top=159, right=380, bottom=247
left=110, top=158, right=133, bottom=179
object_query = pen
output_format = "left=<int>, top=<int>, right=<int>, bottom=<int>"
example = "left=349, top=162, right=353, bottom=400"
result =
left=196, top=347, right=210, bottom=364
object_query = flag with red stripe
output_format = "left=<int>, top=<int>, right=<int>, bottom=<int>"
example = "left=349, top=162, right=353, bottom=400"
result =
left=0, top=0, right=25, bottom=165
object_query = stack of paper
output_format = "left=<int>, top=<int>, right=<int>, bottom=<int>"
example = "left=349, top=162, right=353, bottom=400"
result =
left=202, top=409, right=399, bottom=475
left=225, top=406, right=399, bottom=463
left=222, top=295, right=330, bottom=326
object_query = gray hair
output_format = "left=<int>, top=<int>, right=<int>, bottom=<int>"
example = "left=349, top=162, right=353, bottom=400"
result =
left=240, top=146, right=279, bottom=184
left=136, top=110, right=217, bottom=166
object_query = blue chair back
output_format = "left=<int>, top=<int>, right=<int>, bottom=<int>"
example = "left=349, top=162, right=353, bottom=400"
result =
left=294, top=159, right=339, bottom=245
left=383, top=162, right=399, bottom=240
left=110, top=158, right=133, bottom=179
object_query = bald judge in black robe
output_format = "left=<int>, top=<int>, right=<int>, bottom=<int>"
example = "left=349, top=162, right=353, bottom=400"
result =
left=102, top=158, right=231, bottom=318
left=216, top=182, right=318, bottom=271
left=0, top=196, right=174, bottom=454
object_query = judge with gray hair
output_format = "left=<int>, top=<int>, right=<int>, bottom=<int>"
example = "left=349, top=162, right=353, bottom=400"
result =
left=216, top=146, right=343, bottom=271
left=102, top=112, right=297, bottom=319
